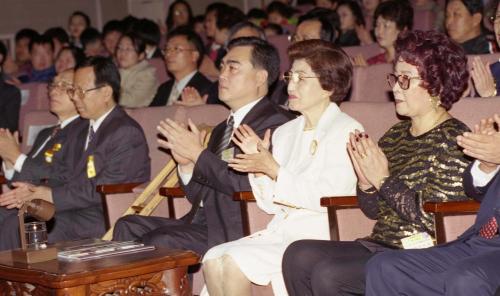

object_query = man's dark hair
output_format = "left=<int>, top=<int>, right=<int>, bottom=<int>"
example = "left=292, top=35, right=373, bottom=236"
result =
left=76, top=56, right=121, bottom=103
left=167, top=26, right=205, bottom=67
left=458, top=0, right=484, bottom=16
left=15, top=28, right=38, bottom=42
left=44, top=27, right=70, bottom=45
left=121, top=15, right=140, bottom=33
left=266, top=1, right=296, bottom=19
left=0, top=41, right=7, bottom=67
left=80, top=28, right=102, bottom=49
left=134, top=18, right=161, bottom=47
left=298, top=8, right=340, bottom=43
left=229, top=21, right=267, bottom=40
left=69, top=11, right=91, bottom=27
left=227, top=37, right=280, bottom=86
left=103, top=20, right=124, bottom=37
left=247, top=8, right=267, bottom=20
left=29, top=34, right=54, bottom=53
left=206, top=2, right=229, bottom=15
left=216, top=6, right=246, bottom=30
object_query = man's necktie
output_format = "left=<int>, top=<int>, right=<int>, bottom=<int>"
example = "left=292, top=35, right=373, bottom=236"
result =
left=167, top=83, right=180, bottom=105
left=88, top=126, right=96, bottom=144
left=214, top=115, right=234, bottom=157
left=50, top=124, right=61, bottom=138
left=479, top=216, right=498, bottom=239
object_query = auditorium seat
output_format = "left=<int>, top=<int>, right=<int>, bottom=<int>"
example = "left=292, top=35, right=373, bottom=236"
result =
left=343, top=43, right=381, bottom=60
left=349, top=63, right=393, bottom=102
left=18, top=83, right=50, bottom=134
left=412, top=9, right=435, bottom=31
left=148, top=58, right=169, bottom=85
left=21, top=110, right=57, bottom=153
left=267, top=35, right=291, bottom=75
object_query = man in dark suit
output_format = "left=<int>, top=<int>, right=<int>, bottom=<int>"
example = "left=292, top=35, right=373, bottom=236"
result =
left=0, top=57, right=150, bottom=250
left=365, top=114, right=500, bottom=296
left=113, top=37, right=293, bottom=256
left=149, top=27, right=215, bottom=107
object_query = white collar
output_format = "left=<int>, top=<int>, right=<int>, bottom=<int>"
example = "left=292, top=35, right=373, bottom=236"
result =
left=230, top=97, right=264, bottom=128
left=174, top=70, right=197, bottom=92
left=59, top=114, right=79, bottom=128
left=90, top=106, right=115, bottom=132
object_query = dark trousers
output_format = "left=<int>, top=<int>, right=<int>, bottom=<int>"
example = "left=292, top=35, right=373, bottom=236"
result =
left=282, top=240, right=386, bottom=296
left=113, top=214, right=208, bottom=256
left=365, top=238, right=500, bottom=296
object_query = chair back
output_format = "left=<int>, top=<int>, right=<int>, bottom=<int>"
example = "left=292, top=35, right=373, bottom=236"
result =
left=343, top=43, right=381, bottom=60
left=350, top=63, right=393, bottom=102
left=148, top=58, right=169, bottom=85
left=413, top=10, right=435, bottom=31
left=21, top=110, right=57, bottom=153
left=18, top=83, right=50, bottom=134
left=450, top=97, right=500, bottom=128
left=268, top=35, right=291, bottom=74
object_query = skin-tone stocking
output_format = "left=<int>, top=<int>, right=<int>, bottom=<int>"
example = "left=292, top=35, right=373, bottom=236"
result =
left=204, top=255, right=252, bottom=296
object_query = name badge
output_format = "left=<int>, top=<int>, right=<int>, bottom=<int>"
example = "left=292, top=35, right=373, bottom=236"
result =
left=221, top=147, right=234, bottom=162
left=44, top=143, right=63, bottom=164
left=401, top=232, right=434, bottom=249
left=87, top=155, right=96, bottom=178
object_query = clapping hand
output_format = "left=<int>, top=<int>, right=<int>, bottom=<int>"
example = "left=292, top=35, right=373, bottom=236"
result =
left=347, top=130, right=390, bottom=190
left=175, top=87, right=208, bottom=106
left=471, top=57, right=497, bottom=98
left=232, top=125, right=271, bottom=154
left=0, top=128, right=21, bottom=166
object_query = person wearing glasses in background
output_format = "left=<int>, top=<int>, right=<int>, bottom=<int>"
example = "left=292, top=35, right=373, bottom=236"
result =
left=201, top=39, right=362, bottom=296
left=282, top=30, right=473, bottom=296
left=0, top=57, right=150, bottom=250
left=149, top=27, right=214, bottom=107
left=116, top=33, right=158, bottom=108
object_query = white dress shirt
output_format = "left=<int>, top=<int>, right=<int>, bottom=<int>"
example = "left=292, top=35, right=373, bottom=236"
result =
left=167, top=71, right=198, bottom=106
left=84, top=107, right=115, bottom=150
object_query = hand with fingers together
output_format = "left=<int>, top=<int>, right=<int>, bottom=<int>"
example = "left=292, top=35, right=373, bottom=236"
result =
left=457, top=114, right=500, bottom=171
left=157, top=118, right=207, bottom=169
left=228, top=125, right=278, bottom=179
left=0, top=182, right=53, bottom=209
left=471, top=57, right=497, bottom=98
left=347, top=129, right=390, bottom=191
left=0, top=128, right=21, bottom=166
left=174, top=86, right=208, bottom=106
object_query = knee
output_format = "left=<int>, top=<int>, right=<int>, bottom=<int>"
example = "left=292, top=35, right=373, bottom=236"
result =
left=112, top=215, right=135, bottom=240
left=445, top=266, right=493, bottom=294
left=283, top=240, right=317, bottom=273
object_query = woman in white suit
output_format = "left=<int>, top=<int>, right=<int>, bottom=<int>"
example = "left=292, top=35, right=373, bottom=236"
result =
left=201, top=39, right=363, bottom=296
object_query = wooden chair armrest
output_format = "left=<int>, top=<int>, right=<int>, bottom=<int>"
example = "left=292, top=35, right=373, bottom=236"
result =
left=423, top=200, right=480, bottom=214
left=320, top=196, right=359, bottom=241
left=423, top=200, right=480, bottom=245
left=159, top=187, right=186, bottom=197
left=96, top=182, right=144, bottom=194
left=0, top=175, right=6, bottom=185
left=233, top=191, right=256, bottom=202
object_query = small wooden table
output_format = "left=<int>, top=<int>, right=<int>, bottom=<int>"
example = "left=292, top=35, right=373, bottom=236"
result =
left=0, top=240, right=199, bottom=295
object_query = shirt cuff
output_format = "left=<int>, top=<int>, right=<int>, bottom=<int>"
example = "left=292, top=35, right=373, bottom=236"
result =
left=14, top=154, right=28, bottom=173
left=2, top=161, right=15, bottom=180
left=471, top=160, right=500, bottom=187
left=178, top=166, right=193, bottom=185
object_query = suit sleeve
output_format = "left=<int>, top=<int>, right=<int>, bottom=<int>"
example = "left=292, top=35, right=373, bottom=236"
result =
left=51, top=125, right=150, bottom=211
left=3, top=86, right=21, bottom=132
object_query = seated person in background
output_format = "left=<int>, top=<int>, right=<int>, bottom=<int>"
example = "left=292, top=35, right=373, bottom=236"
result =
left=204, top=3, right=229, bottom=62
left=113, top=37, right=293, bottom=262
left=413, top=0, right=445, bottom=31
left=361, top=0, right=380, bottom=31
left=116, top=33, right=158, bottom=108
left=102, top=20, right=124, bottom=58
left=150, top=27, right=213, bottom=106
left=354, top=0, right=413, bottom=66
left=282, top=30, right=472, bottom=296
left=68, top=11, right=91, bottom=48
left=17, top=34, right=56, bottom=83
left=134, top=18, right=162, bottom=59
left=202, top=40, right=363, bottom=296
left=247, top=8, right=267, bottom=27
left=263, top=23, right=283, bottom=37
left=81, top=28, right=107, bottom=57
left=266, top=1, right=298, bottom=30
left=365, top=113, right=500, bottom=296
left=44, top=27, right=70, bottom=58
left=470, top=0, right=500, bottom=97
left=316, top=0, right=338, bottom=10
left=336, top=0, right=365, bottom=47
left=54, top=46, right=85, bottom=74
left=165, top=0, right=194, bottom=32
left=0, top=57, right=150, bottom=250
left=12, top=28, right=38, bottom=77
left=446, top=0, right=494, bottom=55
left=0, top=69, right=85, bottom=231
left=0, top=41, right=21, bottom=133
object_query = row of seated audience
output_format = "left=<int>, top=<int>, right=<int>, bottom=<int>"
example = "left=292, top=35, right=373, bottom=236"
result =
left=0, top=1, right=500, bottom=295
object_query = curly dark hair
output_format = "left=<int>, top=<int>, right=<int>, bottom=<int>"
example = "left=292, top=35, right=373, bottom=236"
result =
left=395, top=30, right=469, bottom=110
left=288, top=39, right=352, bottom=102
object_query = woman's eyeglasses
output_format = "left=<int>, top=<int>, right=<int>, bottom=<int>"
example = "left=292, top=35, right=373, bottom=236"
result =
left=282, top=71, right=320, bottom=83
left=387, top=74, right=422, bottom=90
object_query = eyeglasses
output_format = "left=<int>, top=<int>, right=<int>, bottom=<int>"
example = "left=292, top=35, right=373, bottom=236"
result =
left=161, top=46, right=195, bottom=55
left=489, top=14, right=500, bottom=24
left=47, top=81, right=73, bottom=92
left=282, top=71, right=320, bottom=83
left=66, top=85, right=106, bottom=99
left=387, top=73, right=422, bottom=90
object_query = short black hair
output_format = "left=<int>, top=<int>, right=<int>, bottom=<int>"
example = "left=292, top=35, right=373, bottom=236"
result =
left=206, top=2, right=229, bottom=15
left=167, top=26, right=205, bottom=67
left=0, top=41, right=7, bottom=67
left=229, top=21, right=267, bottom=41
left=80, top=28, right=102, bottom=49
left=227, top=37, right=280, bottom=86
left=133, top=18, right=161, bottom=47
left=374, top=0, right=414, bottom=31
left=57, top=46, right=85, bottom=67
left=337, top=0, right=365, bottom=26
left=29, top=34, right=54, bottom=53
left=166, top=0, right=194, bottom=30
left=456, top=0, right=484, bottom=16
left=298, top=8, right=340, bottom=43
left=102, top=20, right=124, bottom=37
left=266, top=1, right=296, bottom=19
left=121, top=15, right=140, bottom=33
left=216, top=6, right=246, bottom=31
left=118, top=33, right=147, bottom=55
left=15, top=28, right=38, bottom=42
left=69, top=11, right=91, bottom=27
left=247, top=8, right=268, bottom=20
left=44, top=27, right=70, bottom=45
left=76, top=56, right=121, bottom=103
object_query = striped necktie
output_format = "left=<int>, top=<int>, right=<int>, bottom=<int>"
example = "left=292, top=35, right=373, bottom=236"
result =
left=214, top=115, right=234, bottom=157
